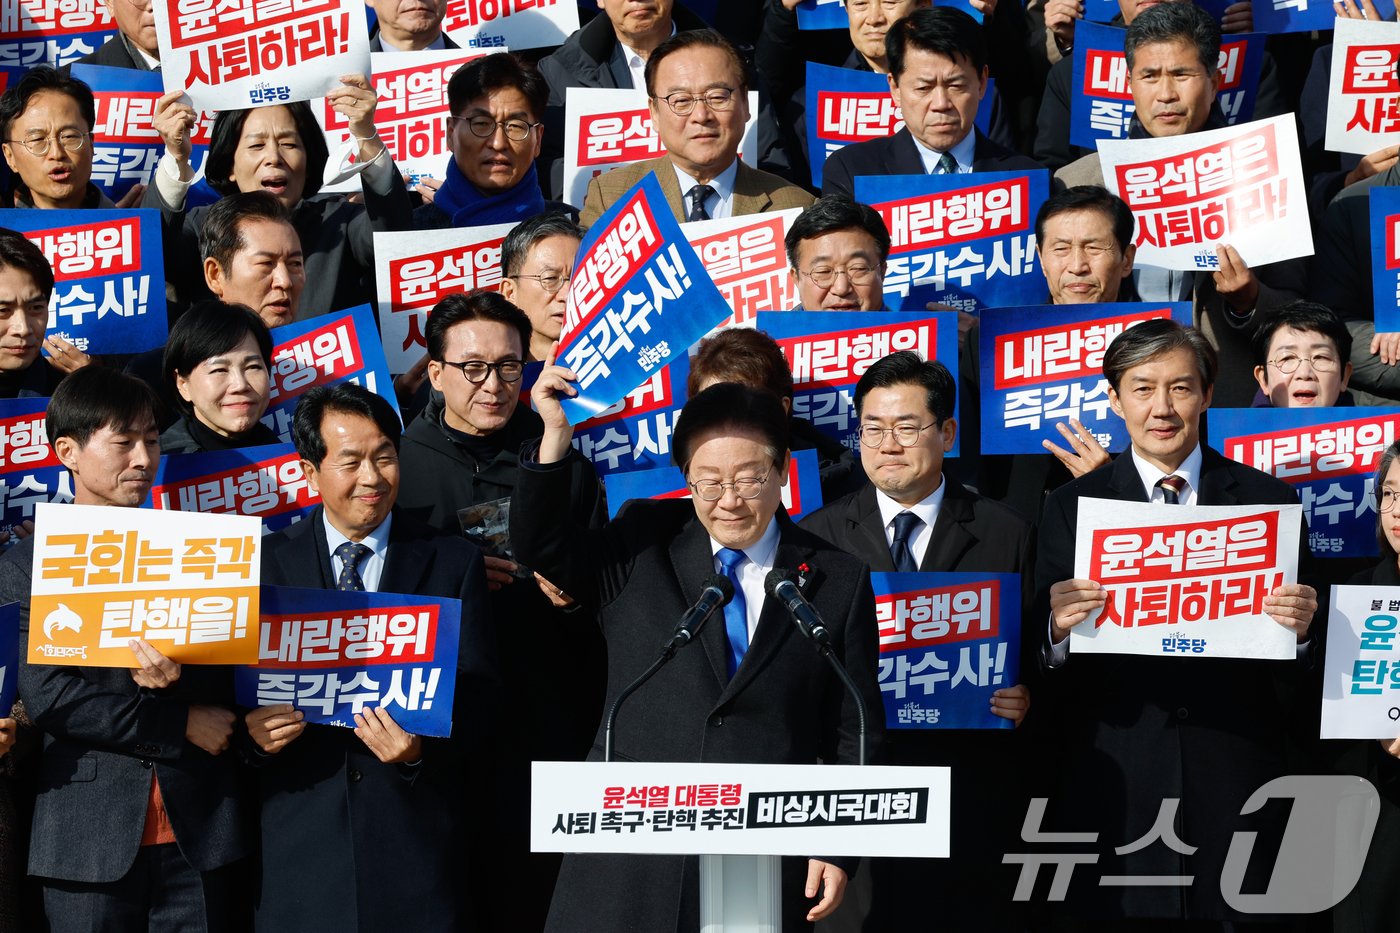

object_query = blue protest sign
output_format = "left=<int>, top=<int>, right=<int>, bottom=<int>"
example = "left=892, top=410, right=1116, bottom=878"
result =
left=565, top=361, right=686, bottom=477
left=147, top=443, right=320, bottom=533
left=7, top=209, right=168, bottom=356
left=1371, top=187, right=1400, bottom=333
left=1084, top=0, right=1121, bottom=22
left=264, top=305, right=401, bottom=443
left=602, top=448, right=826, bottom=521
left=1253, top=0, right=1391, bottom=31
left=559, top=171, right=732, bottom=423
left=0, top=397, right=71, bottom=539
left=804, top=61, right=997, bottom=189
left=236, top=584, right=462, bottom=737
left=756, top=311, right=959, bottom=457
left=0, top=0, right=116, bottom=69
left=1214, top=407, right=1400, bottom=559
left=0, top=602, right=16, bottom=714
left=72, top=64, right=216, bottom=204
left=873, top=571, right=1020, bottom=730
left=796, top=0, right=982, bottom=28
left=1070, top=23, right=1265, bottom=149
left=978, top=302, right=1192, bottom=455
left=857, top=170, right=1050, bottom=313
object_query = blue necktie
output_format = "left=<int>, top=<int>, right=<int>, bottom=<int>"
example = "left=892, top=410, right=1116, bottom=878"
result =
left=335, top=541, right=371, bottom=591
left=890, top=512, right=922, bottom=574
left=717, top=547, right=748, bottom=678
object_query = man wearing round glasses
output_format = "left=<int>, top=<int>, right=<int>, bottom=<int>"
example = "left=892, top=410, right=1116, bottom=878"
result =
left=579, top=30, right=812, bottom=229
left=399, top=290, right=606, bottom=931
left=785, top=196, right=891, bottom=311
left=0, top=67, right=111, bottom=210
left=414, top=53, right=558, bottom=229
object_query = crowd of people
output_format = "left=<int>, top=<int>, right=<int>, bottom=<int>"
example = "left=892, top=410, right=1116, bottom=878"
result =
left=0, top=0, right=1397, bottom=930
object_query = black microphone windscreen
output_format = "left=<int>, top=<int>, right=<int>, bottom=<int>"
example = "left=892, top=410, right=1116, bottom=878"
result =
left=704, top=573, right=735, bottom=602
left=764, top=568, right=797, bottom=597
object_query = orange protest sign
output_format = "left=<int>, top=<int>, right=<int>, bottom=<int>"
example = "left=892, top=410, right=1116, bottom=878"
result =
left=27, top=503, right=261, bottom=667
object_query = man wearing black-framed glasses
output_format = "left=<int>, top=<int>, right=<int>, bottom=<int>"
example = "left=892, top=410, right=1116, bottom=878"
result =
left=0, top=67, right=116, bottom=210
left=397, top=289, right=607, bottom=933
left=578, top=29, right=812, bottom=229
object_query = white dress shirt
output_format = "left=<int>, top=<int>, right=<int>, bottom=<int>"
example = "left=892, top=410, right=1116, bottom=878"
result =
left=910, top=129, right=978, bottom=175
left=874, top=479, right=947, bottom=568
left=323, top=511, right=393, bottom=593
left=672, top=158, right=739, bottom=220
left=709, top=516, right=781, bottom=641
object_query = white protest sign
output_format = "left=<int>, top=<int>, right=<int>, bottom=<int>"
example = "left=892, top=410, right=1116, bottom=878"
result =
left=562, top=87, right=760, bottom=210
left=1323, top=584, right=1400, bottom=739
left=154, top=0, right=371, bottom=111
left=1071, top=497, right=1300, bottom=659
left=1098, top=114, right=1312, bottom=271
left=373, top=222, right=516, bottom=372
left=1326, top=18, right=1400, bottom=156
left=681, top=208, right=803, bottom=328
left=442, top=0, right=578, bottom=51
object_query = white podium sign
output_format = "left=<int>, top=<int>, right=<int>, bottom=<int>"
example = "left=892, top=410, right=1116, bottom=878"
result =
left=531, top=761, right=950, bottom=858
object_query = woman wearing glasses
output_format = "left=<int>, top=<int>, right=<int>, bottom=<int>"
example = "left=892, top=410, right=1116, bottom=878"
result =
left=414, top=53, right=574, bottom=230
left=146, top=72, right=412, bottom=319
left=159, top=300, right=280, bottom=454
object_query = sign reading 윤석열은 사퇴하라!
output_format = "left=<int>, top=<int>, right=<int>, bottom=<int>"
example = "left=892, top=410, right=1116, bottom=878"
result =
left=152, top=0, right=371, bottom=110
left=1327, top=18, right=1400, bottom=156
left=27, top=503, right=261, bottom=667
left=1071, top=498, right=1301, bottom=660
left=441, top=0, right=577, bottom=50
left=1098, top=114, right=1312, bottom=272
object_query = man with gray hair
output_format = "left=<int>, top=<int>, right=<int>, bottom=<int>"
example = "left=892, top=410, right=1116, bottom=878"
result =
left=1055, top=2, right=1306, bottom=408
left=498, top=213, right=582, bottom=363
left=1033, top=318, right=1317, bottom=924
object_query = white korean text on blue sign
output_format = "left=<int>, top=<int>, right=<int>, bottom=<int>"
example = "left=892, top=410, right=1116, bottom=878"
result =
left=0, top=397, right=71, bottom=539
left=147, top=443, right=321, bottom=534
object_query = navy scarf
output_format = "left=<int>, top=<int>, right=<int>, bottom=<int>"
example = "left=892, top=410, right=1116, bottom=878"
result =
left=435, top=156, right=546, bottom=227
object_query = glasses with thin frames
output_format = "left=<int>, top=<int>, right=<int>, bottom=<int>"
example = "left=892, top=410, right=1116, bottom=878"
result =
left=859, top=423, right=937, bottom=449
left=653, top=88, right=738, bottom=116
left=514, top=272, right=571, bottom=294
left=9, top=131, right=88, bottom=156
left=688, top=471, right=772, bottom=501
left=1381, top=488, right=1400, bottom=513
left=453, top=116, right=540, bottom=141
left=1269, top=353, right=1340, bottom=374
left=799, top=264, right=879, bottom=289
left=440, top=359, right=524, bottom=384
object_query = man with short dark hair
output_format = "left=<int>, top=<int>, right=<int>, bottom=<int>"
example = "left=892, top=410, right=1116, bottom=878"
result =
left=397, top=290, right=604, bottom=933
left=0, top=229, right=66, bottom=397
left=1035, top=185, right=1137, bottom=306
left=416, top=53, right=555, bottom=229
left=1035, top=318, right=1318, bottom=924
left=515, top=373, right=882, bottom=932
left=822, top=6, right=1042, bottom=202
left=6, top=367, right=250, bottom=933
left=368, top=0, right=458, bottom=52
left=801, top=351, right=1032, bottom=931
left=498, top=213, right=583, bottom=362
left=785, top=196, right=891, bottom=311
left=0, top=67, right=112, bottom=210
left=1054, top=2, right=1306, bottom=408
left=249, top=382, right=495, bottom=931
left=579, top=30, right=813, bottom=228
left=199, top=192, right=305, bottom=329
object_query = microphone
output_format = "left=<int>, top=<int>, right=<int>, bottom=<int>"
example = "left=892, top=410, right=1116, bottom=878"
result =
left=666, top=574, right=734, bottom=651
left=604, top=575, right=734, bottom=762
left=765, top=567, right=870, bottom=766
left=765, top=569, right=830, bottom=645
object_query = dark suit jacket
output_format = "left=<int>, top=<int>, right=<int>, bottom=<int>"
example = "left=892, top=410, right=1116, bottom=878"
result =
left=252, top=508, right=494, bottom=933
left=510, top=454, right=883, bottom=933
left=6, top=537, right=251, bottom=884
left=579, top=156, right=815, bottom=230
left=821, top=127, right=1045, bottom=201
left=73, top=33, right=153, bottom=71
left=1033, top=446, right=1314, bottom=921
